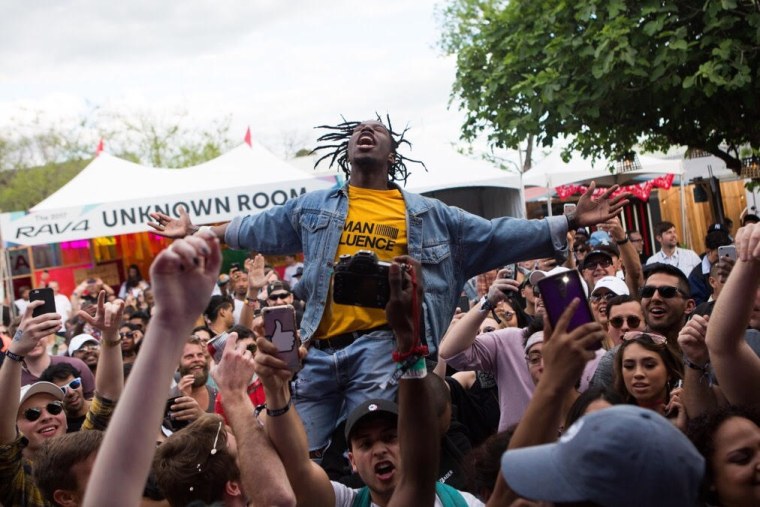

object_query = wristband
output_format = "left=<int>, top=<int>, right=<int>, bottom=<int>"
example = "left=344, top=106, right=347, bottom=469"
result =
left=479, top=296, right=495, bottom=313
left=615, top=237, right=630, bottom=245
left=683, top=357, right=710, bottom=371
left=4, top=350, right=24, bottom=363
left=266, top=399, right=292, bottom=417
left=399, top=356, right=427, bottom=380
left=103, top=338, right=123, bottom=348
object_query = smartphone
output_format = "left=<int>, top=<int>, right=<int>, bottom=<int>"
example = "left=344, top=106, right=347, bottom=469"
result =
left=29, top=288, right=56, bottom=317
left=563, top=203, right=577, bottom=215
left=207, top=332, right=231, bottom=363
left=718, top=245, right=736, bottom=261
left=164, top=396, right=190, bottom=431
left=262, top=305, right=301, bottom=372
left=536, top=270, right=599, bottom=349
left=457, top=295, right=470, bottom=312
left=499, top=264, right=516, bottom=280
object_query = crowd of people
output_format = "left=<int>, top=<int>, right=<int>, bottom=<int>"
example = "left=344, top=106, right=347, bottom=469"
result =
left=2, top=117, right=760, bottom=506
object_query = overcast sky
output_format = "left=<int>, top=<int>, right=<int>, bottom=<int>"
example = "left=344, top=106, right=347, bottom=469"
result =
left=0, top=0, right=501, bottom=161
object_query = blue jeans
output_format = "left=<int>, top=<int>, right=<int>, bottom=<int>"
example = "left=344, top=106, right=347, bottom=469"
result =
left=292, top=329, right=397, bottom=453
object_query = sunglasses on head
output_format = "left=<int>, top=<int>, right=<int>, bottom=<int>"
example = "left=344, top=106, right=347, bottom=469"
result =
left=60, top=377, right=82, bottom=394
left=609, top=316, right=642, bottom=329
left=268, top=292, right=290, bottom=301
left=621, top=331, right=668, bottom=345
left=23, top=401, right=64, bottom=422
left=590, top=292, right=616, bottom=303
left=639, top=285, right=685, bottom=299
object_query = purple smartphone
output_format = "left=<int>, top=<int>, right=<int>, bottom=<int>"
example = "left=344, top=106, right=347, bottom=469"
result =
left=536, top=270, right=599, bottom=348
left=262, top=305, right=301, bottom=372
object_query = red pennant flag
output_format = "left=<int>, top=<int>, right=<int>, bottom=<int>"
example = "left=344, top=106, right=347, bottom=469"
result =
left=244, top=127, right=252, bottom=147
left=95, top=138, right=104, bottom=155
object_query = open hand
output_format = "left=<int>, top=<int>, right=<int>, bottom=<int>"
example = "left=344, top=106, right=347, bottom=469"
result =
left=147, top=206, right=194, bottom=239
left=570, top=182, right=628, bottom=228
left=245, top=254, right=268, bottom=290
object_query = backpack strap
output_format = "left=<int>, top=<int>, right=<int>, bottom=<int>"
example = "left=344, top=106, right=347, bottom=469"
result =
left=352, top=486, right=371, bottom=507
left=435, top=482, right=468, bottom=507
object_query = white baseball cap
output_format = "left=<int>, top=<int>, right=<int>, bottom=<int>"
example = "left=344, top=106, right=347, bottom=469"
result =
left=590, top=276, right=629, bottom=297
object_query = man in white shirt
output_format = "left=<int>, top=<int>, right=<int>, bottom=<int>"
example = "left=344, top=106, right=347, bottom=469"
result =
left=646, top=221, right=701, bottom=276
left=48, top=281, right=72, bottom=334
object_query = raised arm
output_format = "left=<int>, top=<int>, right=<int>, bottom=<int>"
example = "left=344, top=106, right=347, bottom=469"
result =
left=148, top=206, right=229, bottom=241
left=255, top=339, right=334, bottom=507
left=488, top=301, right=604, bottom=507
left=677, top=315, right=725, bottom=418
left=83, top=232, right=221, bottom=507
left=239, top=254, right=267, bottom=331
left=0, top=303, right=61, bottom=444
left=77, top=291, right=125, bottom=401
left=704, top=223, right=760, bottom=405
left=438, top=271, right=519, bottom=361
left=603, top=217, right=643, bottom=296
left=212, top=334, right=295, bottom=507
left=386, top=256, right=438, bottom=507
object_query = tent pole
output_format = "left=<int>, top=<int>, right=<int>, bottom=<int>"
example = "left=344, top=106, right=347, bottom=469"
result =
left=680, top=167, right=689, bottom=249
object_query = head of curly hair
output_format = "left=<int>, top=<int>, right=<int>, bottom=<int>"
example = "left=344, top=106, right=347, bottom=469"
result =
left=311, top=114, right=426, bottom=185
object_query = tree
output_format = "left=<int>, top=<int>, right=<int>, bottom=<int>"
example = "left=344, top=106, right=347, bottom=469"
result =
left=439, top=0, right=760, bottom=174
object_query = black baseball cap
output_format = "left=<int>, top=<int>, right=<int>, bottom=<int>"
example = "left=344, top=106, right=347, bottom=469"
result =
left=344, top=399, right=398, bottom=443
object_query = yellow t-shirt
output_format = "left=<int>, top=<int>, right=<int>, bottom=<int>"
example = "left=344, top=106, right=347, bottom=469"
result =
left=315, top=185, right=407, bottom=338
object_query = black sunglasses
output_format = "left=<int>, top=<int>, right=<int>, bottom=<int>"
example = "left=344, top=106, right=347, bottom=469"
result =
left=583, top=258, right=613, bottom=270
left=23, top=401, right=64, bottom=422
left=639, top=285, right=685, bottom=299
left=268, top=292, right=291, bottom=301
left=609, top=316, right=642, bottom=329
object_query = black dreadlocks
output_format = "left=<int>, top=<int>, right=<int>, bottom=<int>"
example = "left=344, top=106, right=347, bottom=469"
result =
left=311, top=114, right=426, bottom=185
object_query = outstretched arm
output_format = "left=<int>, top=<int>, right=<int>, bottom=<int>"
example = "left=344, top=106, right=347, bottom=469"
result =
left=148, top=206, right=229, bottom=241
left=239, top=254, right=267, bottom=332
left=213, top=334, right=296, bottom=506
left=78, top=291, right=125, bottom=402
left=705, top=223, right=760, bottom=405
left=83, top=232, right=221, bottom=507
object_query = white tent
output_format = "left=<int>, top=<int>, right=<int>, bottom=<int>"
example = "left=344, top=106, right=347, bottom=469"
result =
left=292, top=142, right=525, bottom=219
left=1, top=143, right=339, bottom=247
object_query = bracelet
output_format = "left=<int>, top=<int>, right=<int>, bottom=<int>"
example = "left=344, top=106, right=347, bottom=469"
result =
left=615, top=237, right=629, bottom=245
left=103, top=338, right=123, bottom=348
left=683, top=357, right=710, bottom=371
left=4, top=350, right=24, bottom=363
left=266, top=399, right=292, bottom=417
left=479, top=296, right=495, bottom=313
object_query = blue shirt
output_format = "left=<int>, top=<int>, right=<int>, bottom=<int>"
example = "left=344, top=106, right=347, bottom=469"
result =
left=225, top=183, right=569, bottom=354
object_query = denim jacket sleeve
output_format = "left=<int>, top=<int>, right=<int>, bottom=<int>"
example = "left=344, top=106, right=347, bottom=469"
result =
left=225, top=197, right=303, bottom=254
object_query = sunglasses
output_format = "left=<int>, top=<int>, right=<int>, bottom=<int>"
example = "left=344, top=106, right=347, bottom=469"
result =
left=526, top=352, right=543, bottom=366
left=609, top=316, right=642, bottom=329
left=583, top=258, right=613, bottom=270
left=119, top=331, right=135, bottom=339
left=268, top=292, right=290, bottom=301
left=500, top=311, right=515, bottom=320
left=532, top=287, right=541, bottom=297
left=76, top=344, right=100, bottom=353
left=590, top=292, right=616, bottom=303
left=60, top=377, right=82, bottom=394
left=621, top=331, right=668, bottom=345
left=639, top=285, right=685, bottom=299
left=23, top=401, right=64, bottom=422
left=574, top=246, right=589, bottom=254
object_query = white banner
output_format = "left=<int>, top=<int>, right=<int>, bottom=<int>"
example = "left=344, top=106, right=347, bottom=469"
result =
left=0, top=176, right=339, bottom=247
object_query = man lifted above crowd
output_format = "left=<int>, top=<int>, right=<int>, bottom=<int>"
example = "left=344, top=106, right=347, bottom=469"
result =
left=148, top=115, right=627, bottom=456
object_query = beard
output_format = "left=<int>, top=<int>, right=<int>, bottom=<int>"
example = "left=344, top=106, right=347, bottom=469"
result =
left=179, top=364, right=209, bottom=387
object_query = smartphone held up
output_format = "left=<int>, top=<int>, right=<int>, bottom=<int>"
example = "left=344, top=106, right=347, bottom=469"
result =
left=29, top=288, right=57, bottom=318
left=535, top=269, right=600, bottom=350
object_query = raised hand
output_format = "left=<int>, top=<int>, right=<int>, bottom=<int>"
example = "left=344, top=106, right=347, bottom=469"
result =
left=678, top=315, right=710, bottom=367
left=147, top=206, right=194, bottom=239
left=541, top=299, right=605, bottom=389
left=486, top=268, right=521, bottom=306
left=10, top=301, right=62, bottom=356
left=570, top=182, right=628, bottom=228
left=149, top=231, right=221, bottom=324
left=245, top=254, right=268, bottom=290
left=254, top=337, right=297, bottom=395
left=212, top=332, right=255, bottom=394
left=385, top=255, right=424, bottom=354
left=735, top=222, right=760, bottom=262
left=77, top=290, right=125, bottom=342
left=168, top=395, right=204, bottom=422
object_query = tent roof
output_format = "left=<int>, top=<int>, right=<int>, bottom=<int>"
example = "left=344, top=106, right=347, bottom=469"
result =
left=32, top=143, right=313, bottom=211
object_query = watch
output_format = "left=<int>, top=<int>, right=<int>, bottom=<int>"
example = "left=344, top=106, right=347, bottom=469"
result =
left=479, top=296, right=495, bottom=313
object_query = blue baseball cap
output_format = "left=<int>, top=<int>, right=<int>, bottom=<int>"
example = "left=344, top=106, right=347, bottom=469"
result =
left=500, top=405, right=704, bottom=507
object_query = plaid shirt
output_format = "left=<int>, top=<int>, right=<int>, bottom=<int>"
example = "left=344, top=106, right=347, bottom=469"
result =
left=0, top=394, right=115, bottom=507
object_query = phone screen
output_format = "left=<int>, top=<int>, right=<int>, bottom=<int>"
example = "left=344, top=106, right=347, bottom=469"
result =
left=536, top=270, right=598, bottom=348
left=457, top=295, right=470, bottom=312
left=262, top=305, right=301, bottom=372
left=29, top=288, right=57, bottom=318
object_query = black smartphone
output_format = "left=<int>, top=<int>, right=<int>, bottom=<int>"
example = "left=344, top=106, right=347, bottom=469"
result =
left=29, top=288, right=56, bottom=317
left=262, top=305, right=301, bottom=372
left=457, top=295, right=470, bottom=312
left=164, top=396, right=190, bottom=431
left=536, top=270, right=598, bottom=348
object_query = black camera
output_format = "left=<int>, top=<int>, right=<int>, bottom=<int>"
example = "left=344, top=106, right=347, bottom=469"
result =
left=333, top=250, right=391, bottom=308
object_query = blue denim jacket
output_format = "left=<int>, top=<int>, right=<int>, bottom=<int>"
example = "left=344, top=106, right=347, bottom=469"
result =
left=226, top=183, right=568, bottom=354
